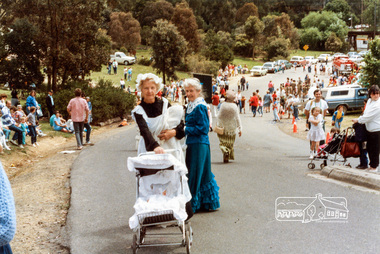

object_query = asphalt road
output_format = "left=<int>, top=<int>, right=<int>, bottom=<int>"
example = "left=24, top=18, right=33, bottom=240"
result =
left=66, top=67, right=380, bottom=253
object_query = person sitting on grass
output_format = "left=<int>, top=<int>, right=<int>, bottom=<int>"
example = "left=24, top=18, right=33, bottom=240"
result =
left=0, top=112, right=11, bottom=144
left=65, top=118, right=74, bottom=133
left=20, top=117, right=29, bottom=146
left=1, top=100, right=24, bottom=148
left=0, top=117, right=11, bottom=151
left=10, top=106, right=23, bottom=125
left=53, top=112, right=72, bottom=133
left=17, top=105, right=26, bottom=117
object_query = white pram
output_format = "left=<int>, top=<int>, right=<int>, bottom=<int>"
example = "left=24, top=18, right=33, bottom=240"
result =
left=128, top=152, right=193, bottom=253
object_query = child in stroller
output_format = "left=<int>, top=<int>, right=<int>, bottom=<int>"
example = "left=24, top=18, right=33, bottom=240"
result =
left=317, top=127, right=340, bottom=157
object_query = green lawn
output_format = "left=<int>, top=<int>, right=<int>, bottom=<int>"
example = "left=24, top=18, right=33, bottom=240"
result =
left=233, top=56, right=265, bottom=68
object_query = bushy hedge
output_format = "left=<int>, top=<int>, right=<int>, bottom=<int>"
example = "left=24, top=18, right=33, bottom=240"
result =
left=183, top=55, right=220, bottom=75
left=264, top=37, right=290, bottom=60
left=36, top=79, right=135, bottom=124
left=137, top=57, right=152, bottom=66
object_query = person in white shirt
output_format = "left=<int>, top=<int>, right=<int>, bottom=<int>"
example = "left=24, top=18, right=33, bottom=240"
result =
left=120, top=78, right=125, bottom=90
left=353, top=85, right=380, bottom=172
left=236, top=90, right=242, bottom=113
left=304, top=89, right=328, bottom=129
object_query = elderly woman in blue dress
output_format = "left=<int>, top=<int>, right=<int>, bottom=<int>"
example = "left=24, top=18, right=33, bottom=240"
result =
left=183, top=78, right=220, bottom=213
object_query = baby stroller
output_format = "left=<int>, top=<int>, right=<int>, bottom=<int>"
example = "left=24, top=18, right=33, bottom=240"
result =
left=308, top=127, right=359, bottom=170
left=128, top=151, right=193, bottom=253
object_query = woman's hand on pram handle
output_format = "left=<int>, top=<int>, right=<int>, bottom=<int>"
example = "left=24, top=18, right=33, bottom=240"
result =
left=352, top=119, right=359, bottom=124
left=153, top=146, right=165, bottom=154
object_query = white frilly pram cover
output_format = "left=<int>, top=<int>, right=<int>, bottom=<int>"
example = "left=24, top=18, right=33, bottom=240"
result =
left=128, top=153, right=192, bottom=230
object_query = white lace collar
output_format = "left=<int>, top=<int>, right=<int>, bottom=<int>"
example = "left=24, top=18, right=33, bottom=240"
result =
left=186, top=97, right=207, bottom=114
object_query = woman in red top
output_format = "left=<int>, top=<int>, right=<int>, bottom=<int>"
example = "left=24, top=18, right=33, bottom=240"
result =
left=249, top=92, right=259, bottom=117
left=220, top=87, right=226, bottom=98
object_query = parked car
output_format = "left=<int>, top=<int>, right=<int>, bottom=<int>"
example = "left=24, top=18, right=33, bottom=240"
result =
left=317, top=54, right=332, bottom=62
left=349, top=55, right=364, bottom=64
left=262, top=62, right=278, bottom=73
left=321, top=85, right=368, bottom=114
left=347, top=52, right=359, bottom=58
left=274, top=60, right=293, bottom=70
left=332, top=53, right=344, bottom=59
left=289, top=56, right=306, bottom=67
left=110, top=52, right=136, bottom=65
left=305, top=56, right=318, bottom=64
left=358, top=51, right=369, bottom=57
left=250, top=66, right=268, bottom=76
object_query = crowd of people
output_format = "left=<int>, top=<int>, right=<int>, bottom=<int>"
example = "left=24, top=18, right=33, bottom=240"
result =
left=0, top=90, right=49, bottom=153
left=0, top=86, right=94, bottom=153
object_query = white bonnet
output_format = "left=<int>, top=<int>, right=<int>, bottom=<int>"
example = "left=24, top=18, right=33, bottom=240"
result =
left=135, top=73, right=163, bottom=93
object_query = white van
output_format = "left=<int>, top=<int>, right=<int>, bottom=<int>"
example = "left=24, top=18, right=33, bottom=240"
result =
left=321, top=85, right=368, bottom=113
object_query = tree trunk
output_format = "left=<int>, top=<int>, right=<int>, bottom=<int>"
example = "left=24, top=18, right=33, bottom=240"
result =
left=52, top=56, right=58, bottom=91
left=61, top=68, right=68, bottom=87
left=252, top=39, right=256, bottom=60
left=47, top=73, right=52, bottom=91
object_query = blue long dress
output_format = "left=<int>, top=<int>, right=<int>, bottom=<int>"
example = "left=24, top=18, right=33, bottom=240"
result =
left=185, top=98, right=220, bottom=213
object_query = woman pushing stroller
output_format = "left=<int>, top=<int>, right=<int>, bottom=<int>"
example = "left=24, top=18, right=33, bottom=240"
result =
left=132, top=74, right=220, bottom=214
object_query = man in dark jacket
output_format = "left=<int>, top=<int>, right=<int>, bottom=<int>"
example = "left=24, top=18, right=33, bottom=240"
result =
left=45, top=90, right=55, bottom=118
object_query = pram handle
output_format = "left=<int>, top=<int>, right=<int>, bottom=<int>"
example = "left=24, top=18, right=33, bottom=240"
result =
left=138, top=149, right=180, bottom=157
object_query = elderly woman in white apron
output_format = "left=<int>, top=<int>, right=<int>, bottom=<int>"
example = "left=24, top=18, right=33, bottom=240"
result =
left=132, top=73, right=186, bottom=162
left=132, top=73, right=192, bottom=218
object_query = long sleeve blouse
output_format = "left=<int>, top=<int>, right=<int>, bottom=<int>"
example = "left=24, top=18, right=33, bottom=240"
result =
left=0, top=162, right=16, bottom=247
left=185, top=104, right=210, bottom=145
left=358, top=98, right=380, bottom=132
left=134, top=98, right=185, bottom=151
left=26, top=95, right=37, bottom=108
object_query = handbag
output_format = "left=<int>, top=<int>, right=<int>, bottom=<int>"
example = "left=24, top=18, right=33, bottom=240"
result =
left=37, top=108, right=43, bottom=117
left=340, top=128, right=361, bottom=158
left=214, top=126, right=224, bottom=135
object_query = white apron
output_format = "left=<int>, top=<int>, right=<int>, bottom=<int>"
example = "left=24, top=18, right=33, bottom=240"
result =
left=132, top=98, right=185, bottom=163
left=131, top=98, right=191, bottom=208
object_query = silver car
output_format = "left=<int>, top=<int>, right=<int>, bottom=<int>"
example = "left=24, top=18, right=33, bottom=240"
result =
left=250, top=66, right=267, bottom=76
left=262, top=62, right=278, bottom=73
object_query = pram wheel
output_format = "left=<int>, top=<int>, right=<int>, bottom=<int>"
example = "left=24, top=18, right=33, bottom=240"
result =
left=185, top=222, right=193, bottom=253
left=132, top=234, right=137, bottom=253
left=320, top=163, right=325, bottom=169
left=308, top=163, right=315, bottom=169
left=139, top=227, right=146, bottom=244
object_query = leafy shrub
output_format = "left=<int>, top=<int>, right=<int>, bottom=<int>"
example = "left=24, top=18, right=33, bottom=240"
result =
left=233, top=34, right=253, bottom=57
left=185, top=55, right=219, bottom=75
left=137, top=57, right=152, bottom=66
left=325, top=32, right=343, bottom=53
left=264, top=37, right=290, bottom=60
left=36, top=79, right=135, bottom=124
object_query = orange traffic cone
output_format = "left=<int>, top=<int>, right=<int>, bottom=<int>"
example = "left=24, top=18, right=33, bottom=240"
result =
left=326, top=132, right=330, bottom=143
left=293, top=121, right=298, bottom=133
left=292, top=116, right=295, bottom=125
